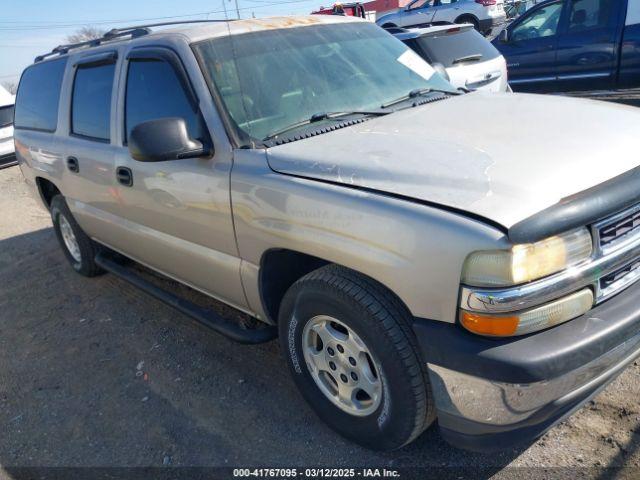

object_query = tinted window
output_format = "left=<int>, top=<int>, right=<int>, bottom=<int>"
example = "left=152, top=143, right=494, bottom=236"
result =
left=405, top=28, right=500, bottom=68
left=71, top=63, right=115, bottom=140
left=568, top=0, right=615, bottom=32
left=125, top=59, right=203, bottom=141
left=512, top=1, right=563, bottom=41
left=15, top=58, right=67, bottom=131
left=0, top=105, right=14, bottom=128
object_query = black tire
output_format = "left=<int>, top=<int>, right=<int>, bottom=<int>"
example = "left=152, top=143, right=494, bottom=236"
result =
left=278, top=265, right=435, bottom=451
left=50, top=195, right=104, bottom=277
left=380, top=23, right=397, bottom=29
left=455, top=15, right=479, bottom=31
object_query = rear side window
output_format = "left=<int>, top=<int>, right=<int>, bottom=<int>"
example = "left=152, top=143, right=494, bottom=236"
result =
left=125, top=59, right=204, bottom=142
left=0, top=105, right=14, bottom=128
left=71, top=63, right=116, bottom=141
left=14, top=58, right=67, bottom=132
left=568, top=0, right=616, bottom=32
left=405, top=28, right=500, bottom=68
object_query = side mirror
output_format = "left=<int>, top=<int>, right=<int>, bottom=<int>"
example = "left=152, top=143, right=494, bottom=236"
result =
left=499, top=28, right=509, bottom=43
left=128, top=117, right=211, bottom=162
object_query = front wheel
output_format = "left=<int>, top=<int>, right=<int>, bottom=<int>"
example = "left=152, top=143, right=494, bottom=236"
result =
left=278, top=265, right=435, bottom=450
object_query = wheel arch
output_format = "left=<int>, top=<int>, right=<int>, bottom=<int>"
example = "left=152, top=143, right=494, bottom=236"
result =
left=454, top=13, right=480, bottom=27
left=35, top=177, right=61, bottom=208
left=258, top=248, right=412, bottom=325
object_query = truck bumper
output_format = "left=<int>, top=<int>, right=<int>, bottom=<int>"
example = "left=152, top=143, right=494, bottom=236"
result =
left=412, top=279, right=640, bottom=452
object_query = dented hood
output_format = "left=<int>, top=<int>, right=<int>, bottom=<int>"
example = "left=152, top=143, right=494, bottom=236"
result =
left=266, top=92, right=640, bottom=229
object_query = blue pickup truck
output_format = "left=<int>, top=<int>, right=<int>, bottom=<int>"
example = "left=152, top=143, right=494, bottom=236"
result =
left=492, top=0, right=640, bottom=92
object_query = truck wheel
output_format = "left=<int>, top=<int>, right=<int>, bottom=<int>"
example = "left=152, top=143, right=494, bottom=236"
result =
left=50, top=195, right=104, bottom=277
left=278, top=265, right=435, bottom=450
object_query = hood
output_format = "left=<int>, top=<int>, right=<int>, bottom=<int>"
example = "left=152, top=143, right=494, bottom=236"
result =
left=266, top=92, right=640, bottom=229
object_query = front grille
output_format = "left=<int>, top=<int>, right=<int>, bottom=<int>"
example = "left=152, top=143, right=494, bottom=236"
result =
left=600, top=259, right=640, bottom=290
left=597, top=205, right=640, bottom=249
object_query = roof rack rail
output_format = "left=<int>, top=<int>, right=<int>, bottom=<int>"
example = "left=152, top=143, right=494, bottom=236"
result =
left=34, top=19, right=233, bottom=63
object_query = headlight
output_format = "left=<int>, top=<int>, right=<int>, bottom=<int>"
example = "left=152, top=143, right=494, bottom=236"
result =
left=462, top=228, right=593, bottom=287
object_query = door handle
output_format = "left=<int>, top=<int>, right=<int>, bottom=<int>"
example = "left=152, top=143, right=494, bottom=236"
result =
left=66, top=156, right=79, bottom=173
left=116, top=166, right=133, bottom=187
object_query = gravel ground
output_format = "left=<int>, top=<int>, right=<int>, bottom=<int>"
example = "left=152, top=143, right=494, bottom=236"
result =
left=0, top=161, right=639, bottom=479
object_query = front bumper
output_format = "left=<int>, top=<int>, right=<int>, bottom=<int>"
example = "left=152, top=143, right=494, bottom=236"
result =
left=412, top=279, right=640, bottom=452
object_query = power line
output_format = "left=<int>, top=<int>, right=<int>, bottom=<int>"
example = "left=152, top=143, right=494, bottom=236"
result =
left=0, top=0, right=317, bottom=30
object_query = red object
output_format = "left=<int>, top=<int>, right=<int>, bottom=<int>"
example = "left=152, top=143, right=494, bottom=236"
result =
left=311, top=2, right=367, bottom=17
left=475, top=0, right=497, bottom=5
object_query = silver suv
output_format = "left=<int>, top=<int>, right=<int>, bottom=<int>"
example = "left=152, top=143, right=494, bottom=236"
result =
left=15, top=16, right=640, bottom=452
left=376, top=0, right=507, bottom=35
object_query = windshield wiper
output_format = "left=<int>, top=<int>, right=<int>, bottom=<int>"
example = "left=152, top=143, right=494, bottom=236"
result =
left=452, top=53, right=483, bottom=65
left=381, top=87, right=461, bottom=109
left=262, top=110, right=389, bottom=141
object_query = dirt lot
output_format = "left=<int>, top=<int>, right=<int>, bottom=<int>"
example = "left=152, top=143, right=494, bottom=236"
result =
left=0, top=164, right=639, bottom=479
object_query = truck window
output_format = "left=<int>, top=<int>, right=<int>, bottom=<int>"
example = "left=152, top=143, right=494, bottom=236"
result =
left=125, top=59, right=204, bottom=142
left=568, top=0, right=615, bottom=32
left=511, top=1, right=563, bottom=41
left=71, top=63, right=115, bottom=141
left=14, top=58, right=67, bottom=132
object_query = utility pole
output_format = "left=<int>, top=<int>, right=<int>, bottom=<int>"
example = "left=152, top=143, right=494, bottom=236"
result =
left=234, top=0, right=241, bottom=19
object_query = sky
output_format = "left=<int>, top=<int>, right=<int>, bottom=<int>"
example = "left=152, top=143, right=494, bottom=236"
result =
left=0, top=0, right=325, bottom=86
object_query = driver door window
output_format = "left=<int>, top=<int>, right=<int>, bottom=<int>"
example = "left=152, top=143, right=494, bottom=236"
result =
left=512, top=1, right=563, bottom=41
left=125, top=59, right=205, bottom=143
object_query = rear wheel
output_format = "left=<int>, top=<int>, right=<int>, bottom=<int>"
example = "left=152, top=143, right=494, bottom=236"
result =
left=455, top=15, right=480, bottom=31
left=50, top=195, right=104, bottom=277
left=279, top=265, right=435, bottom=450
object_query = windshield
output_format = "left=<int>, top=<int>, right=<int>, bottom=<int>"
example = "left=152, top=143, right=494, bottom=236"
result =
left=0, top=105, right=14, bottom=128
left=194, top=22, right=456, bottom=143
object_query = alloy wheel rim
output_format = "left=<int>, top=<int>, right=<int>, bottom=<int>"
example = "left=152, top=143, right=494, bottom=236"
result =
left=302, top=315, right=382, bottom=416
left=59, top=214, right=81, bottom=263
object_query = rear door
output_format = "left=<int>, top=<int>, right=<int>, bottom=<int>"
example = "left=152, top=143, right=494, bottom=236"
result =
left=56, top=51, right=120, bottom=239
left=110, top=46, right=248, bottom=311
left=429, top=0, right=462, bottom=23
left=495, top=0, right=563, bottom=91
left=554, top=0, right=624, bottom=91
left=400, top=0, right=437, bottom=27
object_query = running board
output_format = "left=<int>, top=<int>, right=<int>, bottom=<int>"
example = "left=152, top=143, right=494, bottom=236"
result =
left=95, top=252, right=277, bottom=344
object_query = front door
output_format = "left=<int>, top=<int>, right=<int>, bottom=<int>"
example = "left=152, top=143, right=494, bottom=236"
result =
left=497, top=0, right=564, bottom=92
left=110, top=46, right=248, bottom=311
left=554, top=0, right=623, bottom=91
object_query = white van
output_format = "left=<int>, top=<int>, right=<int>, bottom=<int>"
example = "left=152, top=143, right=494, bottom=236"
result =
left=0, top=84, right=16, bottom=168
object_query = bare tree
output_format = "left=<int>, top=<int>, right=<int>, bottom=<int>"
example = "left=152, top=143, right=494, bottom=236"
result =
left=65, top=26, right=106, bottom=44
left=1, top=81, right=17, bottom=95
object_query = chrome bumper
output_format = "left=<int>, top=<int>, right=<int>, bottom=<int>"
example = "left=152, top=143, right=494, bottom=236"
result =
left=428, top=334, right=640, bottom=428
left=412, top=277, right=640, bottom=451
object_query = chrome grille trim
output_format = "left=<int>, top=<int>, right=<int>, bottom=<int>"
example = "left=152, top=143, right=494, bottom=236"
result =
left=594, top=203, right=640, bottom=255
